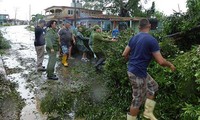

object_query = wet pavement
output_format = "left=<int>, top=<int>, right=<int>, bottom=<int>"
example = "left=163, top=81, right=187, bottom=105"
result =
left=0, top=25, right=47, bottom=120
left=0, top=25, right=105, bottom=120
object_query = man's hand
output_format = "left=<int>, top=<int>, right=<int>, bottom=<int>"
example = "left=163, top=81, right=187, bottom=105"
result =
left=111, top=38, right=117, bottom=42
left=73, top=40, right=76, bottom=45
left=122, top=46, right=131, bottom=61
left=169, top=64, right=176, bottom=71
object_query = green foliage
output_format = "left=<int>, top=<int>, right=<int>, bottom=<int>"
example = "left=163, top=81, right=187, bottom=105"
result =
left=82, top=0, right=150, bottom=17
left=159, top=38, right=180, bottom=58
left=181, top=103, right=200, bottom=120
left=81, top=26, right=93, bottom=37
left=146, top=1, right=155, bottom=18
left=0, top=31, right=11, bottom=50
left=187, top=0, right=200, bottom=24
left=0, top=76, right=25, bottom=118
left=147, top=46, right=200, bottom=120
left=39, top=7, right=200, bottom=118
left=102, top=29, right=200, bottom=119
left=174, top=46, right=200, bottom=96
left=40, top=86, right=76, bottom=118
left=162, top=0, right=200, bottom=51
left=83, top=0, right=112, bottom=11
left=163, top=0, right=200, bottom=34
left=25, top=26, right=34, bottom=31
left=31, top=14, right=45, bottom=26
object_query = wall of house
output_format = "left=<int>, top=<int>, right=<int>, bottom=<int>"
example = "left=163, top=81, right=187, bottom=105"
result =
left=0, top=15, right=9, bottom=25
left=132, top=21, right=139, bottom=33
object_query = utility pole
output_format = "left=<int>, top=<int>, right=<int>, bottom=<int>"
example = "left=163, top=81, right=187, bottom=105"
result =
left=74, top=0, right=77, bottom=27
left=29, top=4, right=31, bottom=25
left=178, top=4, right=182, bottom=13
left=73, top=0, right=82, bottom=27
left=14, top=7, right=18, bottom=25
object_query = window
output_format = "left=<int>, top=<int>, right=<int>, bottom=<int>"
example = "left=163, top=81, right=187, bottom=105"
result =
left=68, top=10, right=74, bottom=15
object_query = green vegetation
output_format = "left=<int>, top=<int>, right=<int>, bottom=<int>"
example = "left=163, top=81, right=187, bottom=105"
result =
left=39, top=27, right=200, bottom=120
left=0, top=77, right=25, bottom=119
left=82, top=0, right=154, bottom=17
left=40, top=0, right=200, bottom=119
left=0, top=29, right=24, bottom=119
left=0, top=30, right=11, bottom=54
left=25, top=26, right=35, bottom=31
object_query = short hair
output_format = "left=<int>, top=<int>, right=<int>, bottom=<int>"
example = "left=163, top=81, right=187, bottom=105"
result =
left=38, top=19, right=45, bottom=24
left=46, top=20, right=57, bottom=28
left=139, top=19, right=150, bottom=29
left=93, top=25, right=100, bottom=31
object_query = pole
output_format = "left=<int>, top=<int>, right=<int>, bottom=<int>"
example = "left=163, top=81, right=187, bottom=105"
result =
left=74, top=0, right=77, bottom=27
left=29, top=4, right=31, bottom=25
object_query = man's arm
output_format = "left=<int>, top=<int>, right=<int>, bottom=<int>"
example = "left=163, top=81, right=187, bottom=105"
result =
left=45, top=31, right=54, bottom=52
left=72, top=34, right=76, bottom=44
left=95, top=33, right=116, bottom=42
left=122, top=46, right=131, bottom=61
left=152, top=51, right=176, bottom=71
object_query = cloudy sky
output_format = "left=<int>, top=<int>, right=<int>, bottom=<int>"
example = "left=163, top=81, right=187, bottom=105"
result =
left=0, top=0, right=187, bottom=20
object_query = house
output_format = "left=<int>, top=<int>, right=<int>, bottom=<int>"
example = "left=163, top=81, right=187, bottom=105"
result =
left=44, top=1, right=143, bottom=32
left=0, top=14, right=9, bottom=25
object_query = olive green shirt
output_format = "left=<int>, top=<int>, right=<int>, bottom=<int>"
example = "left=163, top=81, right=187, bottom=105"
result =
left=45, top=28, right=59, bottom=51
left=93, top=32, right=112, bottom=53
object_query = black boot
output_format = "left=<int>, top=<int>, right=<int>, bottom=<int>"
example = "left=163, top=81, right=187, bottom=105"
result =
left=47, top=75, right=58, bottom=80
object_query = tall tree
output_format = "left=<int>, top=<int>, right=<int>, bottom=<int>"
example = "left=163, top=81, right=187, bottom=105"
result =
left=146, top=1, right=155, bottom=18
left=82, top=0, right=149, bottom=17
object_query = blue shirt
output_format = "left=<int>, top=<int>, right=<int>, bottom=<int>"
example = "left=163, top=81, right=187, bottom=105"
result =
left=112, top=29, right=119, bottom=38
left=128, top=32, right=160, bottom=78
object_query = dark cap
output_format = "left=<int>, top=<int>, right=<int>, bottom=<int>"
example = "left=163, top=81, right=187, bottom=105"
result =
left=63, top=21, right=70, bottom=25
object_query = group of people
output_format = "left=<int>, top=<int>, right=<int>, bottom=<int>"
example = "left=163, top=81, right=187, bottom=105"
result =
left=34, top=18, right=176, bottom=120
left=34, top=20, right=72, bottom=80
left=34, top=19, right=117, bottom=80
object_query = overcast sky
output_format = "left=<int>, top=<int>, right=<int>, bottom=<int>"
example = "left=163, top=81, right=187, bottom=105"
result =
left=0, top=0, right=187, bottom=20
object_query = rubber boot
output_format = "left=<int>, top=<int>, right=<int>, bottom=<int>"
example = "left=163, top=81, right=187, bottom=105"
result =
left=127, top=113, right=137, bottom=120
left=143, top=99, right=157, bottom=120
left=62, top=55, right=68, bottom=67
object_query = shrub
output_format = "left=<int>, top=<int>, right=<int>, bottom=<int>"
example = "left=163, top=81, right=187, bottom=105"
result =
left=0, top=31, right=11, bottom=50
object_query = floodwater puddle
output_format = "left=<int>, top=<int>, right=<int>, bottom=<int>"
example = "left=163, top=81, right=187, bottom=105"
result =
left=1, top=25, right=47, bottom=120
left=0, top=25, right=97, bottom=120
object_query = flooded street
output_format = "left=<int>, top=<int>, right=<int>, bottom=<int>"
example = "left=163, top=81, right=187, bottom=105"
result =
left=0, top=25, right=108, bottom=120
left=1, top=25, right=47, bottom=120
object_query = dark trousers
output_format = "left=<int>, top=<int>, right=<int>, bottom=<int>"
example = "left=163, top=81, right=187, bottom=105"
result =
left=94, top=52, right=105, bottom=69
left=46, top=50, right=57, bottom=77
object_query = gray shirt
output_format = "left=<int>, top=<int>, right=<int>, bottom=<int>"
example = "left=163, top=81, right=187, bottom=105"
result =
left=58, top=28, right=72, bottom=47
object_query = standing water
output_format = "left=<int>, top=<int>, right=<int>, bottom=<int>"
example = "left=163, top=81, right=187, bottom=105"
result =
left=1, top=25, right=103, bottom=120
left=1, top=25, right=47, bottom=120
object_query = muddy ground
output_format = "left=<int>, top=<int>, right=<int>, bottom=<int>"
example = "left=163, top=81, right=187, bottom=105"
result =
left=0, top=25, right=107, bottom=120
